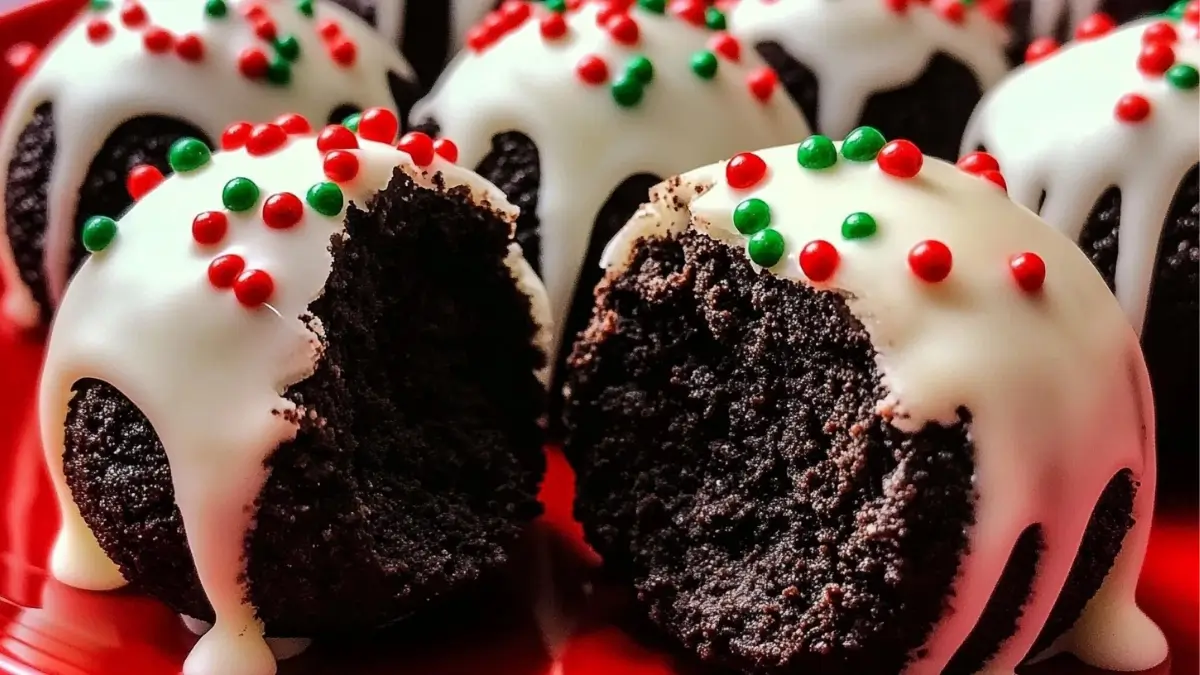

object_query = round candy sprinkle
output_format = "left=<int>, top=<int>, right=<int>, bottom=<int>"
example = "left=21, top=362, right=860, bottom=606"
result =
left=747, top=67, right=778, bottom=102
left=935, top=0, right=965, bottom=23
left=242, top=3, right=266, bottom=20
left=434, top=138, right=459, bottom=163
left=611, top=74, right=644, bottom=107
left=748, top=229, right=785, bottom=267
left=1137, top=42, right=1176, bottom=76
left=126, top=165, right=164, bottom=200
left=1167, top=63, right=1199, bottom=90
left=596, top=3, right=624, bottom=25
left=841, top=212, right=877, bottom=239
left=90, top=0, right=112, bottom=9
left=168, top=137, right=212, bottom=172
left=359, top=108, right=399, bottom=144
left=577, top=54, right=609, bottom=84
left=711, top=33, right=740, bottom=61
left=234, top=269, right=275, bottom=307
left=691, top=50, right=718, bottom=79
left=5, top=43, right=41, bottom=77
left=956, top=151, right=1000, bottom=174
left=297, top=0, right=314, bottom=17
left=627, top=55, right=654, bottom=84
left=1024, top=37, right=1059, bottom=63
left=540, top=13, right=568, bottom=39
left=796, top=134, right=837, bottom=170
left=207, top=254, right=244, bottom=289
left=876, top=140, right=923, bottom=178
left=732, top=198, right=770, bottom=234
left=670, top=0, right=706, bottom=25
left=86, top=19, right=113, bottom=44
left=192, top=211, right=228, bottom=245
left=1114, top=93, right=1151, bottom=122
left=909, top=240, right=953, bottom=282
left=238, top=47, right=270, bottom=79
left=1165, top=0, right=1189, bottom=17
left=120, top=1, right=147, bottom=27
left=886, top=0, right=909, bottom=13
left=246, top=123, right=288, bottom=156
left=841, top=126, right=886, bottom=162
left=1143, top=21, right=1178, bottom=44
left=639, top=0, right=666, bottom=13
left=176, top=33, right=205, bottom=61
left=223, top=177, right=261, bottom=212
left=1075, top=12, right=1115, bottom=40
left=262, top=192, right=304, bottom=230
left=274, top=113, right=311, bottom=135
left=606, top=14, right=640, bottom=45
left=82, top=216, right=118, bottom=253
left=204, top=0, right=227, bottom=17
left=798, top=240, right=839, bottom=282
left=222, top=122, right=252, bottom=150
left=266, top=55, right=291, bottom=85
left=254, top=17, right=278, bottom=41
left=980, top=169, right=1007, bottom=192
left=1009, top=252, right=1046, bottom=293
left=705, top=7, right=726, bottom=29
left=306, top=182, right=344, bottom=217
left=330, top=38, right=358, bottom=66
left=397, top=132, right=436, bottom=167
left=726, top=152, right=767, bottom=189
left=545, top=0, right=568, bottom=11
left=317, top=124, right=359, bottom=151
left=342, top=112, right=362, bottom=133
left=323, top=150, right=360, bottom=182
left=143, top=27, right=174, bottom=54
left=318, top=18, right=341, bottom=40
left=275, top=34, right=301, bottom=62
left=499, top=0, right=532, bottom=28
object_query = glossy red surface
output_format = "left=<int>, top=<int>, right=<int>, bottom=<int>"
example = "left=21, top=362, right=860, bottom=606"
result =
left=0, top=1, right=1195, bottom=673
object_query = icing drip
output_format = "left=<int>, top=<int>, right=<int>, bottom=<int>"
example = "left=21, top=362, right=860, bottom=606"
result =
left=0, top=0, right=417, bottom=328
left=602, top=140, right=1164, bottom=674
left=964, top=16, right=1200, bottom=332
left=39, top=122, right=548, bottom=675
left=726, top=0, right=1010, bottom=139
left=411, top=1, right=810, bottom=365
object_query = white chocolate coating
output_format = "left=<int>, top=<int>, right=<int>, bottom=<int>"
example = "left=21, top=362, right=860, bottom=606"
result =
left=412, top=2, right=810, bottom=365
left=0, top=0, right=416, bottom=328
left=964, top=18, right=1199, bottom=332
left=603, top=143, right=1166, bottom=673
left=727, top=0, right=1010, bottom=139
left=39, top=129, right=549, bottom=675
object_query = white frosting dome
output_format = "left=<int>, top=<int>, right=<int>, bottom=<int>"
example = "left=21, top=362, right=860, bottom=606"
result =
left=603, top=139, right=1166, bottom=673
left=411, top=0, right=811, bottom=364
left=0, top=0, right=416, bottom=328
left=965, top=14, right=1200, bottom=332
left=726, top=0, right=1010, bottom=138
left=38, top=118, right=549, bottom=675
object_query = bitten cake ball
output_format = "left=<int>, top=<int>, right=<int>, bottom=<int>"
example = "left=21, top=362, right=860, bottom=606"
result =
left=563, top=136, right=1167, bottom=674
left=1006, top=0, right=1178, bottom=64
left=965, top=11, right=1198, bottom=498
left=0, top=0, right=420, bottom=329
left=39, top=110, right=550, bottom=675
left=411, top=0, right=810, bottom=377
left=726, top=0, right=1010, bottom=162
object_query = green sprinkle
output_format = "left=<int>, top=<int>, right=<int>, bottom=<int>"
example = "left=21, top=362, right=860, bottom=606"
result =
left=796, top=134, right=838, bottom=170
left=841, top=212, right=878, bottom=240
left=611, top=74, right=644, bottom=107
left=841, top=126, right=886, bottom=162
left=167, top=137, right=212, bottom=173
left=343, top=112, right=361, bottom=132
left=705, top=7, right=726, bottom=30
left=627, top=56, right=654, bottom=84
left=275, top=35, right=301, bottom=62
left=90, top=0, right=112, bottom=10
left=748, top=229, right=785, bottom=267
left=296, top=0, right=314, bottom=17
left=82, top=216, right=117, bottom=253
left=638, top=0, right=666, bottom=13
left=1165, top=0, right=1188, bottom=19
left=223, top=178, right=260, bottom=212
left=307, top=182, right=344, bottom=216
left=266, top=56, right=291, bottom=85
left=204, top=0, right=227, bottom=18
left=691, top=50, right=718, bottom=80
left=733, top=198, right=771, bottom=235
left=1166, top=63, right=1199, bottom=90
left=545, top=0, right=567, bottom=12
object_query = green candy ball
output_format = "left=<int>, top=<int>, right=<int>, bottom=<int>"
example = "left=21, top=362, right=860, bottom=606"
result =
left=168, top=137, right=212, bottom=173
left=841, top=126, right=887, bottom=162
left=82, top=215, right=118, bottom=253
left=307, top=182, right=344, bottom=217
left=691, top=51, right=718, bottom=80
left=1167, top=63, right=1199, bottom=90
left=223, top=177, right=260, bottom=212
left=637, top=0, right=666, bottom=13
left=612, top=75, right=644, bottom=108
left=748, top=229, right=785, bottom=268
left=204, top=0, right=226, bottom=18
left=627, top=56, right=654, bottom=85
left=841, top=212, right=878, bottom=240
left=796, top=135, right=838, bottom=170
left=733, top=198, right=771, bottom=235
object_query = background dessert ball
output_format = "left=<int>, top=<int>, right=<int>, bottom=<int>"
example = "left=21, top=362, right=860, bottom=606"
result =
left=726, top=0, right=1010, bottom=162
left=39, top=114, right=550, bottom=674
left=1007, top=0, right=1180, bottom=64
left=564, top=137, right=1165, bottom=674
left=0, top=0, right=419, bottom=328
left=965, top=10, right=1198, bottom=499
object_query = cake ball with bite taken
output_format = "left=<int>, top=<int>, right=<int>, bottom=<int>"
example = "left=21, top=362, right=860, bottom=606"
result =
left=563, top=134, right=1166, bottom=674
left=0, top=0, right=420, bottom=329
left=725, top=0, right=1010, bottom=162
left=39, top=109, right=550, bottom=675
left=411, top=0, right=810, bottom=377
left=1006, top=0, right=1179, bottom=65
left=964, top=10, right=1197, bottom=497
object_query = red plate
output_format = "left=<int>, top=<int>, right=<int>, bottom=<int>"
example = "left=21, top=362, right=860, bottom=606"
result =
left=0, top=2, right=1195, bottom=673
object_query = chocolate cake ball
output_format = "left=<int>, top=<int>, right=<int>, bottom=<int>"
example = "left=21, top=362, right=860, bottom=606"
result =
left=965, top=13, right=1198, bottom=499
left=726, top=0, right=1010, bottom=162
left=1006, top=0, right=1179, bottom=64
left=563, top=135, right=1168, bottom=674
left=38, top=110, right=550, bottom=675
left=0, top=0, right=420, bottom=329
left=411, top=0, right=810, bottom=388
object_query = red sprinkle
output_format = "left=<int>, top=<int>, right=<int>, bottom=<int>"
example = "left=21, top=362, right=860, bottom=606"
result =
left=711, top=33, right=741, bottom=62
left=726, top=152, right=768, bottom=190
left=1142, top=21, right=1178, bottom=44
left=5, top=43, right=41, bottom=77
left=540, top=13, right=568, bottom=39
left=979, top=0, right=1011, bottom=23
left=499, top=0, right=532, bottom=28
left=86, top=19, right=113, bottom=44
left=908, top=240, right=953, bottom=283
left=323, top=150, right=361, bottom=182
left=358, top=107, right=399, bottom=144
left=222, top=122, right=253, bottom=151
left=317, top=124, right=359, bottom=151
left=876, top=140, right=924, bottom=179
left=1024, top=37, right=1059, bottom=64
left=1009, top=252, right=1046, bottom=293
left=253, top=18, right=278, bottom=42
left=246, top=123, right=288, bottom=156
left=238, top=47, right=270, bottom=79
left=885, top=0, right=909, bottom=14
left=175, top=33, right=205, bottom=61
left=274, top=113, right=311, bottom=135
left=1186, top=0, right=1199, bottom=23
left=397, top=131, right=435, bottom=167
left=1075, top=12, right=1115, bottom=40
left=1114, top=93, right=1151, bottom=123
left=243, top=2, right=268, bottom=20
left=466, top=25, right=491, bottom=52
left=596, top=2, right=626, bottom=26
left=747, top=67, right=778, bottom=102
left=434, top=138, right=459, bottom=163
left=576, top=54, right=609, bottom=85
left=126, top=165, right=164, bottom=201
left=193, top=211, right=229, bottom=246
left=798, top=240, right=840, bottom=283
left=979, top=169, right=1007, bottom=192
left=605, top=14, right=640, bottom=45
left=207, top=254, right=245, bottom=288
left=934, top=0, right=965, bottom=24
left=669, top=0, right=707, bottom=26
left=262, top=192, right=304, bottom=230
left=234, top=269, right=275, bottom=307
left=330, top=38, right=357, bottom=66
left=143, top=27, right=174, bottom=54
left=1137, top=42, right=1175, bottom=76
left=956, top=151, right=1000, bottom=174
left=120, top=1, right=147, bottom=27
left=318, top=18, right=342, bottom=41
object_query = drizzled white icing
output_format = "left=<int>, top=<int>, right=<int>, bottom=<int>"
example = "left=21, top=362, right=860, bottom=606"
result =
left=39, top=129, right=549, bottom=675
left=0, top=0, right=416, bottom=328
left=412, top=2, right=810, bottom=364
left=964, top=17, right=1199, bottom=332
left=603, top=143, right=1166, bottom=674
left=726, top=0, right=1010, bottom=139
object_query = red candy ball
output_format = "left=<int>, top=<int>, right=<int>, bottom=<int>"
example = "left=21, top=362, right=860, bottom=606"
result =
left=1186, top=0, right=1199, bottom=23
left=711, top=33, right=741, bottom=62
left=1137, top=42, right=1176, bottom=76
left=234, top=269, right=275, bottom=307
left=1075, top=12, right=1115, bottom=40
left=207, top=254, right=245, bottom=288
left=238, top=47, right=269, bottom=79
left=1114, top=93, right=1151, bottom=123
left=274, top=113, right=312, bottom=135
left=748, top=67, right=778, bottom=102
left=725, top=152, right=767, bottom=190
left=605, top=14, right=640, bottom=45
left=222, top=122, right=253, bottom=151
left=540, top=13, right=568, bottom=40
left=935, top=0, right=965, bottom=23
left=798, top=240, right=840, bottom=282
left=242, top=2, right=267, bottom=20
left=318, top=18, right=341, bottom=40
left=253, top=18, right=277, bottom=42
left=358, top=108, right=399, bottom=144
left=434, top=138, right=459, bottom=163
left=669, top=0, right=706, bottom=26
left=330, top=38, right=357, bottom=66
left=1142, top=21, right=1178, bottom=44
left=317, top=124, right=359, bottom=151
left=885, top=0, right=909, bottom=14
left=466, top=25, right=491, bottom=52
left=908, top=240, right=953, bottom=282
left=176, top=33, right=205, bottom=62
left=499, top=0, right=532, bottom=28
left=1009, top=252, right=1046, bottom=293
left=126, top=164, right=164, bottom=201
left=246, top=123, right=288, bottom=156
left=876, top=140, right=924, bottom=178
left=1024, top=37, right=1059, bottom=63
left=193, top=211, right=229, bottom=246
left=5, top=43, right=40, bottom=77
left=120, top=1, right=147, bottom=27
left=86, top=19, right=113, bottom=44
left=323, top=150, right=360, bottom=182
left=956, top=151, right=1000, bottom=174
left=397, top=132, right=435, bottom=167
left=143, top=27, right=174, bottom=54
left=576, top=54, right=609, bottom=84
left=262, top=192, right=304, bottom=230
left=980, top=169, right=1008, bottom=192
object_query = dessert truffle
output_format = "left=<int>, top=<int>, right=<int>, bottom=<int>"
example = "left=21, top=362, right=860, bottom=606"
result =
left=726, top=0, right=1010, bottom=162
left=1007, top=0, right=1178, bottom=64
left=411, top=0, right=810, bottom=379
left=964, top=11, right=1198, bottom=498
left=563, top=135, right=1167, bottom=674
left=39, top=109, right=551, bottom=675
left=0, top=0, right=420, bottom=329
